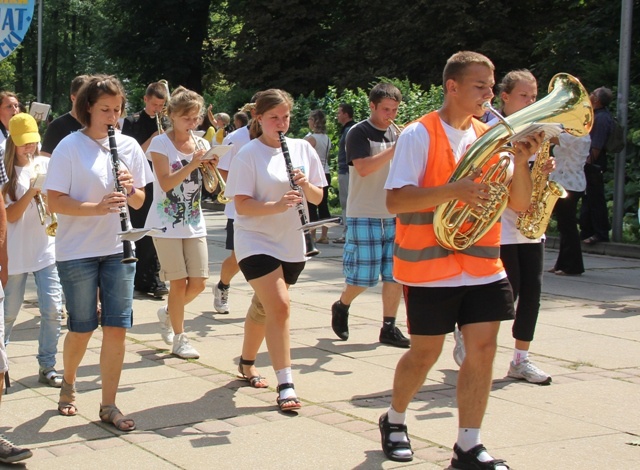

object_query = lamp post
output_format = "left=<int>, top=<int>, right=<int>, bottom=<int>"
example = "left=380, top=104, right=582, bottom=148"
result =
left=612, top=0, right=633, bottom=242
left=37, top=0, right=43, bottom=102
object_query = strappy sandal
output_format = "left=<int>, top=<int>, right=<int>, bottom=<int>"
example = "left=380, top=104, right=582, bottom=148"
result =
left=237, top=356, right=268, bottom=388
left=57, top=378, right=78, bottom=416
left=452, top=443, right=510, bottom=469
left=99, top=404, right=136, bottom=432
left=379, top=413, right=413, bottom=462
left=276, top=383, right=302, bottom=412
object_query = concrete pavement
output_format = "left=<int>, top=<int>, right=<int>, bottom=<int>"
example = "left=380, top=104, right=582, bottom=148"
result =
left=2, top=209, right=640, bottom=469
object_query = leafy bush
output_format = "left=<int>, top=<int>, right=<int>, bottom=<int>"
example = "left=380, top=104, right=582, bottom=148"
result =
left=290, top=78, right=444, bottom=211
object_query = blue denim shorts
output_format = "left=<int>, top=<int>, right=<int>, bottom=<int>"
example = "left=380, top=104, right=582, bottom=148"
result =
left=57, top=254, right=135, bottom=332
left=343, top=217, right=396, bottom=287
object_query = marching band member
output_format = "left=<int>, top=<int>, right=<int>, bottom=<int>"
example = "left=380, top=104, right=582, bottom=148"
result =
left=146, top=86, right=217, bottom=360
left=454, top=70, right=552, bottom=385
left=122, top=81, right=170, bottom=299
left=2, top=113, right=63, bottom=388
left=225, top=89, right=326, bottom=411
left=44, top=75, right=152, bottom=431
left=212, top=95, right=259, bottom=316
left=380, top=51, right=541, bottom=466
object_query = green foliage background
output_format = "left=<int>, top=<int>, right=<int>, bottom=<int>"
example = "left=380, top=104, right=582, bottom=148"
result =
left=1, top=0, right=638, bottom=241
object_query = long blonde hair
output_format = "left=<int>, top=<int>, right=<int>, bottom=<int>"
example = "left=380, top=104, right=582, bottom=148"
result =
left=2, top=137, right=26, bottom=202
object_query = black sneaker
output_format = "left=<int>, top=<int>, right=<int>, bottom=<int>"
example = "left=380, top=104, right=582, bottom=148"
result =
left=153, top=284, right=169, bottom=298
left=379, top=413, right=413, bottom=462
left=379, top=326, right=410, bottom=348
left=331, top=301, right=349, bottom=340
left=0, top=435, right=32, bottom=464
left=451, top=443, right=509, bottom=469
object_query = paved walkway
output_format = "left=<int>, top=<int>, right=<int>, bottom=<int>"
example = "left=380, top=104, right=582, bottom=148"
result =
left=3, top=209, right=640, bottom=469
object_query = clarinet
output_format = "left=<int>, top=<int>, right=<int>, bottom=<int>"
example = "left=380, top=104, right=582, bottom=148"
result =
left=278, top=131, right=319, bottom=257
left=107, top=125, right=138, bottom=264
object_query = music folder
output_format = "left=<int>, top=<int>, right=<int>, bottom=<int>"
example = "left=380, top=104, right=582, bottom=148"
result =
left=202, top=145, right=233, bottom=161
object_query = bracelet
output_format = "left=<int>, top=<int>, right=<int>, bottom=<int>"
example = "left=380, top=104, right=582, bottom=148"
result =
left=126, top=186, right=136, bottom=197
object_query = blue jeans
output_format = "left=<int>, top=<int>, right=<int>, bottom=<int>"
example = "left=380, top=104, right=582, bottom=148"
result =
left=57, top=254, right=135, bottom=333
left=4, top=263, right=63, bottom=369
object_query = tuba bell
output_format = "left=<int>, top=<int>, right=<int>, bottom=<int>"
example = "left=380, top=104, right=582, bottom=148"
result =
left=433, top=73, right=594, bottom=251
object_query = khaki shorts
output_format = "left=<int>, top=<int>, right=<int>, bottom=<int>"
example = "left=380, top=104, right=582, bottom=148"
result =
left=153, top=237, right=209, bottom=281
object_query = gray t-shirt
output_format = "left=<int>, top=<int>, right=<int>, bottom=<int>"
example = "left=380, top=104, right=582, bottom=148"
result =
left=346, top=119, right=395, bottom=218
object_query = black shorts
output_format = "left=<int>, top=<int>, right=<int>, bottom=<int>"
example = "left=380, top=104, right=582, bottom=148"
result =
left=225, top=218, right=234, bottom=250
left=404, top=278, right=515, bottom=336
left=238, top=254, right=305, bottom=285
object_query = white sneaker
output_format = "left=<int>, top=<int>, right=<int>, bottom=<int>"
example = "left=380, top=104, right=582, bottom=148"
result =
left=213, top=284, right=230, bottom=314
left=172, top=333, right=200, bottom=359
left=157, top=306, right=174, bottom=345
left=508, top=358, right=552, bottom=385
left=453, top=326, right=465, bottom=367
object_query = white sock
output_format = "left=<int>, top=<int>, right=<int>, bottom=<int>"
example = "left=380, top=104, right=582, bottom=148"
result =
left=457, top=428, right=508, bottom=469
left=387, top=406, right=409, bottom=443
left=457, top=428, right=481, bottom=451
left=513, top=348, right=529, bottom=365
left=275, top=367, right=295, bottom=400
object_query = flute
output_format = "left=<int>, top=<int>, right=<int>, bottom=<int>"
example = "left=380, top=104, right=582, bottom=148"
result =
left=107, top=125, right=138, bottom=264
left=278, top=131, right=320, bottom=257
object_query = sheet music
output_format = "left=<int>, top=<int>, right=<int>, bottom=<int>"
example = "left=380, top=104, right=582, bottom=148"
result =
left=509, top=122, right=564, bottom=142
left=202, top=145, right=233, bottom=161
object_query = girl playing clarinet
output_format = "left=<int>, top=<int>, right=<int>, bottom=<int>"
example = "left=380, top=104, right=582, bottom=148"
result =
left=225, top=89, right=326, bottom=411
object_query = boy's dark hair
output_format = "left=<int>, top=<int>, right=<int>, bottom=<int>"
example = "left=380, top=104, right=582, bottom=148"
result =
left=369, top=83, right=402, bottom=106
left=338, top=103, right=354, bottom=118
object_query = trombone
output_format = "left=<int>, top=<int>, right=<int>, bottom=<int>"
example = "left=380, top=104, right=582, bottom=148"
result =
left=156, top=79, right=170, bottom=134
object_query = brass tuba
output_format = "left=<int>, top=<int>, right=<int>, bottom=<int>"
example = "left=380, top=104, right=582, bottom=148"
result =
left=433, top=73, right=594, bottom=251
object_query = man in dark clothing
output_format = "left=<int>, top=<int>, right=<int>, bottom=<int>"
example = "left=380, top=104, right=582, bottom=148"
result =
left=580, top=86, right=615, bottom=244
left=41, top=75, right=90, bottom=156
left=333, top=103, right=355, bottom=244
left=121, top=82, right=169, bottom=298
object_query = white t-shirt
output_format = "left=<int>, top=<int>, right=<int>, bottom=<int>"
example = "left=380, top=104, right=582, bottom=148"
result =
left=44, top=131, right=153, bottom=262
left=145, top=133, right=209, bottom=239
left=225, top=137, right=326, bottom=263
left=5, top=156, right=56, bottom=274
left=485, top=116, right=542, bottom=245
left=550, top=133, right=590, bottom=192
left=385, top=118, right=506, bottom=287
left=220, top=125, right=251, bottom=219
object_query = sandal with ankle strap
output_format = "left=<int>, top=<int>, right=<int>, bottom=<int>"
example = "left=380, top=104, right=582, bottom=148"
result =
left=379, top=413, right=413, bottom=462
left=276, top=383, right=302, bottom=412
left=99, top=404, right=136, bottom=432
left=57, top=378, right=78, bottom=416
left=237, top=356, right=268, bottom=388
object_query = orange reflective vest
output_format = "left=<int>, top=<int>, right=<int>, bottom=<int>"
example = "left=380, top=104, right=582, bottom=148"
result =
left=393, top=112, right=504, bottom=284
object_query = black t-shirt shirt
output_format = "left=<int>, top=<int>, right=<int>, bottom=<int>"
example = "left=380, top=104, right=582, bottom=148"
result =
left=122, top=109, right=159, bottom=146
left=41, top=112, right=82, bottom=154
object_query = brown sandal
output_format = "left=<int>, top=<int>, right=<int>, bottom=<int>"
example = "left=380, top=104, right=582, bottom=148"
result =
left=57, top=378, right=78, bottom=416
left=99, top=404, right=136, bottom=432
left=238, top=356, right=268, bottom=388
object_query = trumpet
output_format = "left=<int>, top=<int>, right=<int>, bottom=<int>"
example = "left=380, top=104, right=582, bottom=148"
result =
left=388, top=119, right=404, bottom=138
left=31, top=162, right=57, bottom=236
left=189, top=130, right=219, bottom=195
